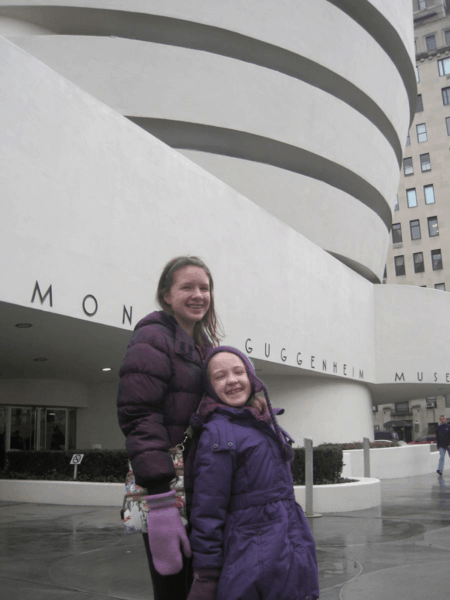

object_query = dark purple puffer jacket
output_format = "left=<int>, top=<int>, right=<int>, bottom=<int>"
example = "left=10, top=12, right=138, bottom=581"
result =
left=190, top=404, right=319, bottom=600
left=117, top=310, right=209, bottom=493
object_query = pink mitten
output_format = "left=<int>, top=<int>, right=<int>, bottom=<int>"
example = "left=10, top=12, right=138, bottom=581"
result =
left=145, top=490, right=191, bottom=575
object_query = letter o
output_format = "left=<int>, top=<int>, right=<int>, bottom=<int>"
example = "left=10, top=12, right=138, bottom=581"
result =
left=82, top=294, right=98, bottom=317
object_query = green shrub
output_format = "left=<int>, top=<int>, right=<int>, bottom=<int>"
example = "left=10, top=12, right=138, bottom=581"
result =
left=1, top=450, right=129, bottom=483
left=291, top=445, right=344, bottom=485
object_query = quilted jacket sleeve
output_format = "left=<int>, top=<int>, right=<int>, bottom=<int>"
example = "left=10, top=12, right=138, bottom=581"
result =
left=117, top=325, right=174, bottom=492
left=189, top=423, right=235, bottom=570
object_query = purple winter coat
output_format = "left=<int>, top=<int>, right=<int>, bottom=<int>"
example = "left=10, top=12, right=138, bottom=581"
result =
left=117, top=310, right=209, bottom=494
left=190, top=404, right=319, bottom=600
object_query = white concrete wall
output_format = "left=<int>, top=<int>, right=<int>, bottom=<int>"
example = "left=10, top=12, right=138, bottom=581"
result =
left=294, top=478, right=381, bottom=513
left=78, top=382, right=125, bottom=450
left=346, top=444, right=439, bottom=479
left=265, top=377, right=374, bottom=445
left=0, top=380, right=88, bottom=407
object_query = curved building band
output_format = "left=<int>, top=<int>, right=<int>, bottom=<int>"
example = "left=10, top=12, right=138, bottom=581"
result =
left=0, top=0, right=449, bottom=452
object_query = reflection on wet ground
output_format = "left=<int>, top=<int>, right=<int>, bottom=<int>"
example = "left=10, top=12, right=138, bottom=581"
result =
left=0, top=472, right=450, bottom=598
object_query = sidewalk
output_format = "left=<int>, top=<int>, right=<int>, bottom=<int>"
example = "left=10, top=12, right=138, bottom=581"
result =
left=1, top=472, right=449, bottom=599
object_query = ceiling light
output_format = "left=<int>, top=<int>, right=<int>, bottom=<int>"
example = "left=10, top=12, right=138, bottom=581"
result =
left=102, top=367, right=112, bottom=372
left=33, top=358, right=48, bottom=362
left=15, top=323, right=33, bottom=328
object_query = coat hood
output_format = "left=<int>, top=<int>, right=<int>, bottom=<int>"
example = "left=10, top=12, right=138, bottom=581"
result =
left=199, top=346, right=294, bottom=462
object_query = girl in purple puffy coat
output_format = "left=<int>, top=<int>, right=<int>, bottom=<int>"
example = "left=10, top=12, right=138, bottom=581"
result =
left=188, top=347, right=319, bottom=600
left=117, top=256, right=222, bottom=600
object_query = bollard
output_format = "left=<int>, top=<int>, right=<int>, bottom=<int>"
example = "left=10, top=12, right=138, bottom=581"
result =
left=363, top=437, right=370, bottom=478
left=304, top=438, right=322, bottom=518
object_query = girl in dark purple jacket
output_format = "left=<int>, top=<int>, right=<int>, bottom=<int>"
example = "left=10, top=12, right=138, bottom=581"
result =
left=117, top=256, right=222, bottom=600
left=188, top=347, right=319, bottom=600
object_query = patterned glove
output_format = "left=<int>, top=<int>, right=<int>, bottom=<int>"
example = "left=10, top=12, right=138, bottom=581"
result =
left=145, top=490, right=191, bottom=575
left=187, top=569, right=221, bottom=600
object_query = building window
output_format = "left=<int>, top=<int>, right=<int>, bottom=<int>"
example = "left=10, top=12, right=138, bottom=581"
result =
left=392, top=223, right=402, bottom=244
left=420, top=153, right=431, bottom=171
left=431, top=249, right=443, bottom=270
left=407, top=188, right=418, bottom=208
left=418, top=0, right=427, bottom=9
left=410, top=219, right=421, bottom=240
left=416, top=65, right=420, bottom=83
left=438, top=56, right=450, bottom=76
left=416, top=123, right=427, bottom=143
left=435, top=283, right=446, bottom=291
left=413, top=252, right=425, bottom=273
left=416, top=95, right=424, bottom=112
left=426, top=35, right=436, bottom=51
left=442, top=87, right=450, bottom=106
left=395, top=401, right=409, bottom=414
left=403, top=157, right=414, bottom=176
left=446, top=117, right=450, bottom=136
left=428, top=216, right=439, bottom=237
left=406, top=132, right=411, bottom=146
left=446, top=30, right=450, bottom=46
left=395, top=255, right=405, bottom=276
left=394, top=195, right=399, bottom=211
left=424, top=184, right=435, bottom=204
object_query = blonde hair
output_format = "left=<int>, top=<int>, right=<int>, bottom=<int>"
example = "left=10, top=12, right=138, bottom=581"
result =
left=156, top=256, right=223, bottom=347
left=247, top=394, right=267, bottom=414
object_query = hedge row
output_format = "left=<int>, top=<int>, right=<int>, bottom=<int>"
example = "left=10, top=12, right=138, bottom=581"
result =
left=291, top=445, right=344, bottom=485
left=1, top=450, right=129, bottom=482
left=2, top=445, right=345, bottom=485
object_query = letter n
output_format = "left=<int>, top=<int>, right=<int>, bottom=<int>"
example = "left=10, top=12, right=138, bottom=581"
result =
left=123, top=305, right=133, bottom=326
left=31, top=281, right=53, bottom=307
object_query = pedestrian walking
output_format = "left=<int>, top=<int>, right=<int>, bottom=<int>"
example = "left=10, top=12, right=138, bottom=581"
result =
left=436, top=415, right=450, bottom=475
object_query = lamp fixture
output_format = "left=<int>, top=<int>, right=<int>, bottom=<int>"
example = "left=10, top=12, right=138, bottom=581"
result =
left=15, top=323, right=32, bottom=328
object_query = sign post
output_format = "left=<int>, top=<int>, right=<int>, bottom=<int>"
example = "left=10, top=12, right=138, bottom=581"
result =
left=70, top=454, right=84, bottom=480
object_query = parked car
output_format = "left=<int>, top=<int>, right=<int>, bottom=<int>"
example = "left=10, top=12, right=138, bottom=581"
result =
left=408, top=435, right=437, bottom=445
left=374, top=431, right=400, bottom=442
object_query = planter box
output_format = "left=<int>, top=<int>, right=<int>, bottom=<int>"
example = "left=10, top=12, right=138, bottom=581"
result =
left=0, top=479, right=124, bottom=506
left=294, top=477, right=380, bottom=513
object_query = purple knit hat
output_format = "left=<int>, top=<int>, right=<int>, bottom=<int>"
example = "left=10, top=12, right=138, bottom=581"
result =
left=203, top=346, right=294, bottom=462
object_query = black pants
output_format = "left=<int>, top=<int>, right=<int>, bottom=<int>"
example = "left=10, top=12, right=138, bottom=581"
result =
left=142, top=533, right=193, bottom=600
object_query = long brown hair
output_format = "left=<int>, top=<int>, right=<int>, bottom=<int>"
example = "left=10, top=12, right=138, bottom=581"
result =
left=156, top=256, right=223, bottom=347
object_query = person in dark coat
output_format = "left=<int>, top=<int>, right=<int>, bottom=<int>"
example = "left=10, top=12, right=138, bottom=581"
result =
left=436, top=415, right=450, bottom=475
left=188, top=347, right=319, bottom=600
left=117, top=256, right=222, bottom=600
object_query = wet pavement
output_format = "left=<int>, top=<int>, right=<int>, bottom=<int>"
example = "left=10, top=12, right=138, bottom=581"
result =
left=1, top=472, right=450, bottom=599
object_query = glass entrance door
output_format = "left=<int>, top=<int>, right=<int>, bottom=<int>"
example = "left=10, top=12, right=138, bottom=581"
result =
left=3, top=407, right=74, bottom=452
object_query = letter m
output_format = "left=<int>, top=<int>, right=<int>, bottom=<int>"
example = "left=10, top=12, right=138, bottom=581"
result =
left=31, top=281, right=53, bottom=307
left=395, top=372, right=405, bottom=382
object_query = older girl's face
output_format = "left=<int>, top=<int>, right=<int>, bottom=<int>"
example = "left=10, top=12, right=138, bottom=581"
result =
left=164, top=266, right=210, bottom=336
left=208, top=353, right=251, bottom=407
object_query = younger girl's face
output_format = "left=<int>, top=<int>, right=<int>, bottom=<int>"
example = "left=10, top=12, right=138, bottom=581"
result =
left=208, top=353, right=251, bottom=407
left=164, top=266, right=211, bottom=333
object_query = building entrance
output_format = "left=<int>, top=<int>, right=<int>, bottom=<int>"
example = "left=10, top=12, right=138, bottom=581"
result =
left=0, top=406, right=76, bottom=457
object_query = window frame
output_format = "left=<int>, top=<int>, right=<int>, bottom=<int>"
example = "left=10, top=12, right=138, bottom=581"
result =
left=442, top=86, right=450, bottom=106
left=410, top=219, right=421, bottom=240
left=446, top=117, right=450, bottom=136
left=427, top=216, right=439, bottom=237
left=416, top=94, right=424, bottom=112
left=416, top=123, right=428, bottom=143
left=431, top=249, right=443, bottom=271
left=392, top=223, right=403, bottom=244
left=426, top=34, right=437, bottom=51
left=394, top=255, right=406, bottom=276
left=438, top=56, right=450, bottom=77
left=424, top=184, right=435, bottom=205
left=420, top=153, right=431, bottom=172
left=435, top=283, right=446, bottom=291
left=407, top=188, right=418, bottom=208
left=413, top=252, right=425, bottom=273
left=403, top=157, right=414, bottom=176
